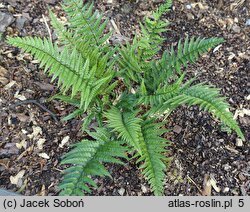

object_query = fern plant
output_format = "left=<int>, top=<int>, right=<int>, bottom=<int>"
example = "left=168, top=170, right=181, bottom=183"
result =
left=7, top=0, right=245, bottom=196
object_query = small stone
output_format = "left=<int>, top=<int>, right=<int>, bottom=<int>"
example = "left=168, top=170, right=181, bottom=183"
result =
left=239, top=116, right=250, bottom=126
left=173, top=125, right=182, bottom=134
left=7, top=5, right=15, bottom=13
left=238, top=173, right=246, bottom=181
left=232, top=24, right=241, bottom=33
left=186, top=13, right=194, bottom=20
left=236, top=138, right=243, bottom=147
left=245, top=19, right=250, bottom=26
left=231, top=189, right=239, bottom=195
left=16, top=16, right=27, bottom=30
left=186, top=4, right=192, bottom=10
left=223, top=187, right=230, bottom=193
left=141, top=185, right=148, bottom=193
left=0, top=12, right=14, bottom=32
left=0, top=76, right=8, bottom=85
left=223, top=164, right=231, bottom=171
left=240, top=186, right=247, bottom=196
left=118, top=188, right=125, bottom=196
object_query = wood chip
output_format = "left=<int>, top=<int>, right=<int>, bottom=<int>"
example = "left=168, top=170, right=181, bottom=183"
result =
left=16, top=140, right=27, bottom=150
left=210, top=175, right=221, bottom=192
left=225, top=145, right=239, bottom=154
left=38, top=185, right=46, bottom=196
left=4, top=80, right=16, bottom=90
left=37, top=138, right=46, bottom=150
left=236, top=138, right=243, bottom=147
left=27, top=126, right=42, bottom=139
left=38, top=153, right=50, bottom=159
left=110, top=19, right=121, bottom=35
left=14, top=91, right=27, bottom=101
left=10, top=170, right=25, bottom=185
left=0, top=158, right=10, bottom=169
left=59, top=136, right=70, bottom=148
left=202, top=174, right=211, bottom=196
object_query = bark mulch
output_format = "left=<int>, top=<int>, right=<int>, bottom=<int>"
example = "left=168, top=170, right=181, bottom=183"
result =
left=0, top=0, right=249, bottom=196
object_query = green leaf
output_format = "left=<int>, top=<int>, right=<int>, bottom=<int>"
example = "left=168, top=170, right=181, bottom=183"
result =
left=137, top=119, right=170, bottom=195
left=60, top=128, right=127, bottom=196
left=104, top=107, right=142, bottom=154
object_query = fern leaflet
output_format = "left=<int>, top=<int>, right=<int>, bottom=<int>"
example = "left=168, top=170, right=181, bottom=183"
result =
left=105, top=107, right=142, bottom=154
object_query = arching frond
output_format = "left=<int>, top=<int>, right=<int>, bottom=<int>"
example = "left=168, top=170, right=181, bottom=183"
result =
left=160, top=37, right=224, bottom=75
left=118, top=0, right=172, bottom=85
left=136, top=119, right=170, bottom=196
left=60, top=128, right=127, bottom=196
left=155, top=83, right=245, bottom=140
left=62, top=0, right=111, bottom=47
left=7, top=37, right=113, bottom=112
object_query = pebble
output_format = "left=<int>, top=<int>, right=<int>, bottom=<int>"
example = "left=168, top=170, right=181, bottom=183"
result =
left=186, top=4, right=192, bottom=10
left=245, top=19, right=250, bottom=26
left=16, top=16, right=27, bottom=30
left=7, top=5, right=15, bottom=13
left=141, top=185, right=148, bottom=193
left=231, top=189, right=239, bottom=195
left=118, top=188, right=125, bottom=196
left=173, top=125, right=182, bottom=134
left=0, top=12, right=14, bottom=33
left=236, top=138, right=243, bottom=147
left=223, top=164, right=231, bottom=171
left=232, top=24, right=241, bottom=33
left=238, top=173, right=246, bottom=181
left=186, top=13, right=194, bottom=20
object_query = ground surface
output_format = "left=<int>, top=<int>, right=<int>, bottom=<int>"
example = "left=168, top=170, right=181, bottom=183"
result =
left=0, top=0, right=249, bottom=196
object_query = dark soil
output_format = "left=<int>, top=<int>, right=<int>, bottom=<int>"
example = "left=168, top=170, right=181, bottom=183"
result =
left=0, top=0, right=249, bottom=196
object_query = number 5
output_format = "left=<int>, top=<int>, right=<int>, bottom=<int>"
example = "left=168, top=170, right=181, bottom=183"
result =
left=238, top=199, right=244, bottom=207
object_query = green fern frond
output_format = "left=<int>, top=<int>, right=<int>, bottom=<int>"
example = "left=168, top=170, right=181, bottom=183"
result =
left=49, top=9, right=72, bottom=44
left=49, top=94, right=80, bottom=107
left=7, top=37, right=113, bottom=111
left=136, top=119, right=170, bottom=196
left=49, top=4, right=115, bottom=73
left=137, top=0, right=172, bottom=61
left=159, top=37, right=224, bottom=75
left=158, top=83, right=245, bottom=140
left=118, top=0, right=172, bottom=85
left=60, top=128, right=127, bottom=196
left=146, top=37, right=223, bottom=91
left=155, top=0, right=172, bottom=17
left=62, top=0, right=111, bottom=47
left=104, top=107, right=142, bottom=154
left=118, top=40, right=142, bottom=85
